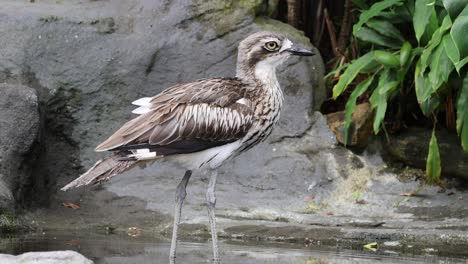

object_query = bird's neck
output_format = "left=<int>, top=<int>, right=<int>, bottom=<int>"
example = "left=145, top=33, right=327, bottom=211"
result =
left=236, top=62, right=283, bottom=100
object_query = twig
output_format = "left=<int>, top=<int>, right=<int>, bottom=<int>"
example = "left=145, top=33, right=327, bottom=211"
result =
left=324, top=8, right=339, bottom=57
left=287, top=0, right=299, bottom=27
left=337, top=0, right=353, bottom=53
left=313, top=0, right=324, bottom=45
left=445, top=91, right=456, bottom=130
left=302, top=0, right=308, bottom=33
left=263, top=0, right=269, bottom=16
left=351, top=37, right=358, bottom=60
left=334, top=55, right=347, bottom=79
left=336, top=48, right=350, bottom=62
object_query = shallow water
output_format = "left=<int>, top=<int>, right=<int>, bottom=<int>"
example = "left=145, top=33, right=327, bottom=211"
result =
left=0, top=233, right=466, bottom=264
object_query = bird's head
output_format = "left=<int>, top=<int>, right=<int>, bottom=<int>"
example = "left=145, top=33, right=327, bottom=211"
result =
left=236, top=31, right=315, bottom=80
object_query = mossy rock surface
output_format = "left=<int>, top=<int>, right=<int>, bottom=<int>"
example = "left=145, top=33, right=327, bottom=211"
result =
left=0, top=210, right=18, bottom=234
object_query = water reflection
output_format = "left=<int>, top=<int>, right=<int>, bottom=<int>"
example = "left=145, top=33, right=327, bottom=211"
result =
left=0, top=233, right=466, bottom=264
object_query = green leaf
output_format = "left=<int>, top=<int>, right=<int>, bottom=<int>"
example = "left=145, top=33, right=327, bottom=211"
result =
left=370, top=70, right=395, bottom=133
left=456, top=73, right=468, bottom=151
left=428, top=42, right=454, bottom=89
left=344, top=76, right=375, bottom=144
left=378, top=11, right=413, bottom=23
left=415, top=61, right=429, bottom=103
left=421, top=96, right=441, bottom=115
left=325, top=62, right=350, bottom=79
left=426, top=129, right=441, bottom=184
left=420, top=15, right=452, bottom=73
left=353, top=0, right=369, bottom=9
left=406, top=0, right=416, bottom=15
left=415, top=61, right=441, bottom=115
left=443, top=0, right=468, bottom=20
left=332, top=52, right=375, bottom=99
left=455, top=56, right=468, bottom=72
left=420, top=8, right=440, bottom=45
left=374, top=50, right=400, bottom=67
left=355, top=27, right=401, bottom=48
left=361, top=59, right=381, bottom=73
left=366, top=19, right=405, bottom=41
left=370, top=91, right=388, bottom=134
left=450, top=5, right=468, bottom=60
left=399, top=42, right=412, bottom=66
left=353, top=0, right=404, bottom=34
left=363, top=242, right=378, bottom=251
left=379, top=81, right=400, bottom=94
left=443, top=33, right=460, bottom=65
left=440, top=12, right=455, bottom=31
left=397, top=48, right=420, bottom=81
left=414, top=0, right=436, bottom=43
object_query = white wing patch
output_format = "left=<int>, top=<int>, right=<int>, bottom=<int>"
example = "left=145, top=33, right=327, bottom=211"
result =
left=132, top=97, right=153, bottom=115
left=132, top=106, right=152, bottom=114
left=132, top=97, right=152, bottom=106
left=236, top=98, right=249, bottom=106
left=129, top=148, right=157, bottom=160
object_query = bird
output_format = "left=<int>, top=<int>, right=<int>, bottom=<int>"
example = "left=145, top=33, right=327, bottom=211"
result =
left=61, top=31, right=315, bottom=263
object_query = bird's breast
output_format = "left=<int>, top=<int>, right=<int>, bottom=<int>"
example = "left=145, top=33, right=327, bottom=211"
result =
left=238, top=83, right=283, bottom=152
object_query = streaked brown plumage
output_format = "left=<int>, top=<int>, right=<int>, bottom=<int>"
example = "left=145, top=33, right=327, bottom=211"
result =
left=61, top=31, right=315, bottom=262
left=97, top=78, right=254, bottom=152
left=61, top=78, right=259, bottom=189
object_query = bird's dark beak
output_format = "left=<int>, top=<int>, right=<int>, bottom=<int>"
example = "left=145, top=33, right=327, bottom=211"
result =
left=286, top=43, right=316, bottom=56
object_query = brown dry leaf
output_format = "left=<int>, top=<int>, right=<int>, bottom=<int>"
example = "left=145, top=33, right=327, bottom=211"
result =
left=355, top=199, right=367, bottom=204
left=127, top=227, right=143, bottom=237
left=65, top=239, right=81, bottom=246
left=63, top=202, right=80, bottom=209
left=400, top=192, right=415, bottom=197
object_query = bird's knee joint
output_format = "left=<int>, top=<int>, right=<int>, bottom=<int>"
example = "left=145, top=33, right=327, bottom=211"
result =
left=205, top=191, right=216, bottom=207
left=175, top=187, right=187, bottom=202
left=206, top=199, right=216, bottom=209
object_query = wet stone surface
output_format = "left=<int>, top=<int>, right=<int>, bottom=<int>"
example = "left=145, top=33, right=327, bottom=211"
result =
left=0, top=233, right=466, bottom=264
left=0, top=0, right=466, bottom=261
left=17, top=112, right=468, bottom=260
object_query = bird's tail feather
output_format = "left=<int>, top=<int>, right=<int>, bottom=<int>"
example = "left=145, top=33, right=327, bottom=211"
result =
left=61, top=154, right=138, bottom=191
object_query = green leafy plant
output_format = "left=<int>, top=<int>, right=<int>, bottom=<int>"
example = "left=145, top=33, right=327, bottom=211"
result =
left=331, top=0, right=468, bottom=183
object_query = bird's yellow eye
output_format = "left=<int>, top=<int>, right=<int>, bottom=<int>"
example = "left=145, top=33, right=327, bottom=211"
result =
left=264, top=41, right=279, bottom=51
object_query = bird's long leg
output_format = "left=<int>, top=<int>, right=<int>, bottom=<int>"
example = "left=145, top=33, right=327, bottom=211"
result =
left=169, top=170, right=192, bottom=263
left=206, top=170, right=220, bottom=263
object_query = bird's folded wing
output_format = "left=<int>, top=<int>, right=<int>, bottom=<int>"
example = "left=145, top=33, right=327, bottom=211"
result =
left=95, top=78, right=254, bottom=155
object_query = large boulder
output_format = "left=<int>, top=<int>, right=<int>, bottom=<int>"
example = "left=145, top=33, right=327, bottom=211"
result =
left=0, top=0, right=325, bottom=187
left=0, top=0, right=325, bottom=210
left=386, top=128, right=468, bottom=180
left=0, top=251, right=93, bottom=264
left=0, top=83, right=39, bottom=210
left=2, top=0, right=466, bottom=252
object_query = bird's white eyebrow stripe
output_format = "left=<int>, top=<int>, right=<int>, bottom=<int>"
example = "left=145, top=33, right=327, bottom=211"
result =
left=236, top=98, right=248, bottom=105
left=261, top=37, right=281, bottom=43
left=279, top=39, right=293, bottom=53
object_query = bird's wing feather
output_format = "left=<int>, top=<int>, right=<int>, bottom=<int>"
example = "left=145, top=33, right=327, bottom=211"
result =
left=95, top=78, right=254, bottom=154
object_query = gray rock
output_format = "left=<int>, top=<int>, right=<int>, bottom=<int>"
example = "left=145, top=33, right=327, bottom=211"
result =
left=0, top=250, right=93, bottom=264
left=386, top=127, right=468, bottom=180
left=1, top=0, right=467, bottom=252
left=0, top=0, right=325, bottom=208
left=0, top=83, right=39, bottom=209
